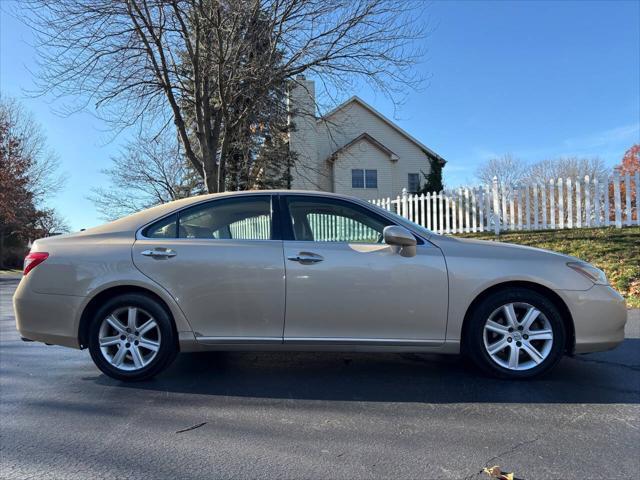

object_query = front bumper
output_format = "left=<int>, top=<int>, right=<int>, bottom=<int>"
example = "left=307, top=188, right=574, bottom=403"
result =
left=13, top=278, right=83, bottom=349
left=558, top=284, right=627, bottom=354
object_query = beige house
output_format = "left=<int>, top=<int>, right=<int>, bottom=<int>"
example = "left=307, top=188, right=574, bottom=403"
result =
left=287, top=76, right=446, bottom=201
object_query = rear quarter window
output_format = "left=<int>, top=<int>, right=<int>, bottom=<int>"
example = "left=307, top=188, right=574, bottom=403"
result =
left=143, top=214, right=178, bottom=238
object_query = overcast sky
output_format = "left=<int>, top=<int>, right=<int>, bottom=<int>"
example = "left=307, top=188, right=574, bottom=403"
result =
left=1, top=0, right=639, bottom=231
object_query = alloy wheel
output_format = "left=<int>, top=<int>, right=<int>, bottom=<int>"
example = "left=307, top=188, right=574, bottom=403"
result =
left=98, top=306, right=161, bottom=372
left=482, top=302, right=554, bottom=371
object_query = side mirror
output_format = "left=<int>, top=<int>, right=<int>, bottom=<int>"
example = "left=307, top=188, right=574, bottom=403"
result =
left=383, top=226, right=417, bottom=247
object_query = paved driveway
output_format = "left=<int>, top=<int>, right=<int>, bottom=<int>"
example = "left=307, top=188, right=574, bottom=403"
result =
left=1, top=279, right=638, bottom=479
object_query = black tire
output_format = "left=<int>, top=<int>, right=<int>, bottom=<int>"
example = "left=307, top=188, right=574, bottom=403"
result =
left=88, top=293, right=178, bottom=381
left=465, top=288, right=566, bottom=379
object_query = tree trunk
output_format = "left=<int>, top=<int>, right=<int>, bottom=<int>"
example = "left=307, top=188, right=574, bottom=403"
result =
left=217, top=154, right=226, bottom=192
left=217, top=128, right=231, bottom=192
left=203, top=164, right=218, bottom=193
left=200, top=111, right=222, bottom=193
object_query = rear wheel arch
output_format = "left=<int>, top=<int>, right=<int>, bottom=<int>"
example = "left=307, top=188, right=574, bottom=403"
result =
left=460, top=281, right=575, bottom=355
left=78, top=286, right=178, bottom=350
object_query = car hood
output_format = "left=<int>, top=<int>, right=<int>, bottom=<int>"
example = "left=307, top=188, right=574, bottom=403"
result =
left=428, top=234, right=581, bottom=263
left=423, top=234, right=596, bottom=291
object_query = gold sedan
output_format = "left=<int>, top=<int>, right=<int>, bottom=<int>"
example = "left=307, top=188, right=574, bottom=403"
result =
left=14, top=191, right=627, bottom=381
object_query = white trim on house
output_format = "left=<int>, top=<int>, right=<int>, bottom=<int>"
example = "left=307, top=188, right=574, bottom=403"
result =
left=319, top=96, right=446, bottom=165
left=325, top=133, right=399, bottom=163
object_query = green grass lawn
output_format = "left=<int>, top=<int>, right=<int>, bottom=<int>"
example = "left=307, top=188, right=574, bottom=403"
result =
left=457, top=226, right=640, bottom=308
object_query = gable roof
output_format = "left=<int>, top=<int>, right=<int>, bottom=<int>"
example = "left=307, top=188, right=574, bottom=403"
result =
left=319, top=96, right=446, bottom=165
left=326, top=133, right=399, bottom=163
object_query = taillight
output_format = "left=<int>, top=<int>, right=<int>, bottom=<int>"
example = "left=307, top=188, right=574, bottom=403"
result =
left=23, top=252, right=49, bottom=276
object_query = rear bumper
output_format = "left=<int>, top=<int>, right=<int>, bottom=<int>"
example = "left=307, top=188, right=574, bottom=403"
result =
left=13, top=279, right=83, bottom=349
left=558, top=285, right=627, bottom=354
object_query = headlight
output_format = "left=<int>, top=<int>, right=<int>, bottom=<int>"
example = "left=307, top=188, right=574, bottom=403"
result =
left=567, top=262, right=608, bottom=285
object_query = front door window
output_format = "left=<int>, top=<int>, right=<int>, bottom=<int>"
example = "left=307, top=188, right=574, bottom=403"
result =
left=285, top=196, right=389, bottom=244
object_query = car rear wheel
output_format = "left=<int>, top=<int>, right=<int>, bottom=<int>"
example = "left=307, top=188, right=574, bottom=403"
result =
left=88, top=293, right=177, bottom=381
left=465, top=288, right=566, bottom=379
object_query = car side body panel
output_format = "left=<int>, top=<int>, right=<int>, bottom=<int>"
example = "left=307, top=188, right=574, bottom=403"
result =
left=554, top=286, right=627, bottom=353
left=13, top=287, right=85, bottom=348
left=27, top=232, right=136, bottom=297
left=13, top=231, right=196, bottom=348
left=282, top=241, right=449, bottom=343
left=132, top=238, right=286, bottom=340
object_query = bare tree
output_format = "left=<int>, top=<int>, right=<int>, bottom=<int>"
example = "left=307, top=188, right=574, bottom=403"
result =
left=475, top=154, right=529, bottom=190
left=476, top=154, right=611, bottom=226
left=476, top=154, right=609, bottom=187
left=35, top=209, right=71, bottom=236
left=0, top=96, right=64, bottom=204
left=24, top=0, right=424, bottom=193
left=524, top=157, right=608, bottom=183
left=90, top=133, right=204, bottom=220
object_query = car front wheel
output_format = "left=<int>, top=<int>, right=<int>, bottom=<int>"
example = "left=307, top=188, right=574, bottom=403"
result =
left=88, top=293, right=177, bottom=381
left=465, top=288, right=566, bottom=379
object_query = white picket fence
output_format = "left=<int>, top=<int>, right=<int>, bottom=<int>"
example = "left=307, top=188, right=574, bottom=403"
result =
left=370, top=171, right=640, bottom=235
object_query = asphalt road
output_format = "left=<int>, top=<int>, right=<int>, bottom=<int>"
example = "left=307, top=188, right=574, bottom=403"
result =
left=1, top=279, right=638, bottom=480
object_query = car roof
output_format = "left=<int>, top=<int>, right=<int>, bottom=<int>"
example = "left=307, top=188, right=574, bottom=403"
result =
left=76, top=190, right=375, bottom=236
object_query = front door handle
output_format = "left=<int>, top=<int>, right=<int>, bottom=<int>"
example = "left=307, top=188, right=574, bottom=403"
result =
left=287, top=252, right=324, bottom=264
left=141, top=248, right=177, bottom=259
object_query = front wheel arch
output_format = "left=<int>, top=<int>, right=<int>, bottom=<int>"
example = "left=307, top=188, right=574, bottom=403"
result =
left=460, top=281, right=575, bottom=355
left=78, top=285, right=178, bottom=350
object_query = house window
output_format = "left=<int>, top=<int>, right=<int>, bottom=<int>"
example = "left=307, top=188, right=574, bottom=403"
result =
left=365, top=169, right=377, bottom=188
left=352, top=169, right=377, bottom=189
left=408, top=173, right=420, bottom=193
left=352, top=169, right=364, bottom=188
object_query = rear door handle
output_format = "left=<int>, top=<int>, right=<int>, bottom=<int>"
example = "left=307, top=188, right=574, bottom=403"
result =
left=287, top=252, right=324, bottom=264
left=141, top=248, right=177, bottom=259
